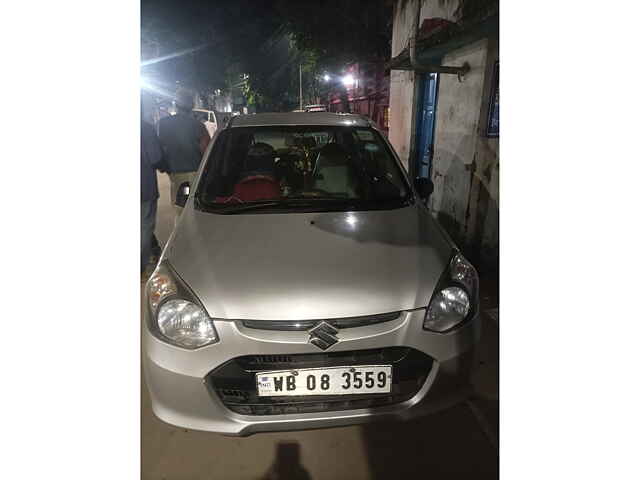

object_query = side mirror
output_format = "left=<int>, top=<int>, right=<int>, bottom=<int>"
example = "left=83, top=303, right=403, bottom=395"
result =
left=414, top=177, right=434, bottom=200
left=175, top=182, right=190, bottom=207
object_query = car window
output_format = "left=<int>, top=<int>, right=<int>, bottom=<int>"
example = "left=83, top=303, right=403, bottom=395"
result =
left=195, top=126, right=412, bottom=213
left=193, top=111, right=209, bottom=123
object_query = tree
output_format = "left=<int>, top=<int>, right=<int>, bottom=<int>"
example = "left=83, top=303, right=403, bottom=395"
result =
left=275, top=0, right=392, bottom=70
left=140, top=0, right=393, bottom=112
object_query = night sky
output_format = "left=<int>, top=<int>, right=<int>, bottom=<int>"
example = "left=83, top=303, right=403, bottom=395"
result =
left=141, top=0, right=391, bottom=97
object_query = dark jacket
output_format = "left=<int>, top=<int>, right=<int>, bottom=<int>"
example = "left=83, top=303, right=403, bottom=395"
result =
left=141, top=120, right=163, bottom=202
left=158, top=112, right=209, bottom=173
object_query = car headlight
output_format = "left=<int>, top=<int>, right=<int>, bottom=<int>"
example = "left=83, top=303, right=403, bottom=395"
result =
left=146, top=262, right=218, bottom=349
left=423, top=253, right=479, bottom=332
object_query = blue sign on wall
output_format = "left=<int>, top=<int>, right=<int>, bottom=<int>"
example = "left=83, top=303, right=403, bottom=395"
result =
left=486, top=61, right=499, bottom=138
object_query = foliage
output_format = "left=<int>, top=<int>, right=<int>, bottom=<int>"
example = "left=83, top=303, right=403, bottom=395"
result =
left=275, top=0, right=392, bottom=70
left=141, top=0, right=393, bottom=112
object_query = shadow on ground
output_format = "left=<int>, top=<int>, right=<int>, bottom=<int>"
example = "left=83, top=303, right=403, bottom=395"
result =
left=259, top=442, right=312, bottom=480
left=359, top=403, right=497, bottom=480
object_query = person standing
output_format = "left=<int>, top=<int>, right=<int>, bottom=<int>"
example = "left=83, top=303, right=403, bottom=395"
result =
left=158, top=89, right=210, bottom=220
left=141, top=119, right=163, bottom=274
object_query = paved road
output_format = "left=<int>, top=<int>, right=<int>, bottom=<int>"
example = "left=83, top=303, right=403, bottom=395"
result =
left=142, top=174, right=498, bottom=480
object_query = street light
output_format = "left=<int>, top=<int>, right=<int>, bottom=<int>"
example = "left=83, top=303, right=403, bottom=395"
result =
left=341, top=74, right=355, bottom=87
left=323, top=74, right=330, bottom=82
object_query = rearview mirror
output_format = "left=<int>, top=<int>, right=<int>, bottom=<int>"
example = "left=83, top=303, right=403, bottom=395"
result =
left=175, top=182, right=190, bottom=207
left=414, top=177, right=434, bottom=200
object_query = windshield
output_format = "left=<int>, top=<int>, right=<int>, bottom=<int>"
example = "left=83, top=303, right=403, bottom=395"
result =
left=195, top=125, right=412, bottom=213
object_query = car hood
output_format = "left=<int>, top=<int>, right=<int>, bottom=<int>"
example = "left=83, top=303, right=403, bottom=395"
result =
left=167, top=204, right=453, bottom=320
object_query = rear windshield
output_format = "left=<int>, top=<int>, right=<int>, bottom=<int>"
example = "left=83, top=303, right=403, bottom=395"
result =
left=195, top=126, right=412, bottom=214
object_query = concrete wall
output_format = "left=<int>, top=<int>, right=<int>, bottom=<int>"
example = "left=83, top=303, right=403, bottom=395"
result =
left=388, top=0, right=420, bottom=169
left=389, top=0, right=499, bottom=271
left=418, top=0, right=461, bottom=24
left=389, top=0, right=462, bottom=169
left=429, top=39, right=498, bottom=266
left=467, top=39, right=499, bottom=269
left=429, top=36, right=499, bottom=270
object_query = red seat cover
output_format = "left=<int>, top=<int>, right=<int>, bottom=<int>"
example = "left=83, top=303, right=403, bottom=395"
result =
left=232, top=175, right=280, bottom=202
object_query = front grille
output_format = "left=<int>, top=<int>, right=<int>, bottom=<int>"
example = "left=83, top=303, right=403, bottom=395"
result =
left=206, top=347, right=433, bottom=415
left=241, top=312, right=401, bottom=331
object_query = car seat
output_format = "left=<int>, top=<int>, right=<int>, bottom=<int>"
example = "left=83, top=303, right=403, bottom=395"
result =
left=312, top=143, right=356, bottom=197
left=232, top=142, right=281, bottom=202
left=232, top=175, right=280, bottom=202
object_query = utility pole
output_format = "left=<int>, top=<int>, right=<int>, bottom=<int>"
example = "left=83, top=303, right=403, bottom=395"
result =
left=299, top=64, right=303, bottom=110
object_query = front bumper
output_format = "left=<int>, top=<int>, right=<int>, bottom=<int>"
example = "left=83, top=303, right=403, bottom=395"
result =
left=143, top=309, right=481, bottom=436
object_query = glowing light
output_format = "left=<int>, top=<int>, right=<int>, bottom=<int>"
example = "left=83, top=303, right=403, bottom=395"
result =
left=323, top=74, right=330, bottom=82
left=140, top=75, right=174, bottom=100
left=345, top=214, right=358, bottom=229
left=341, top=74, right=355, bottom=87
left=140, top=43, right=208, bottom=67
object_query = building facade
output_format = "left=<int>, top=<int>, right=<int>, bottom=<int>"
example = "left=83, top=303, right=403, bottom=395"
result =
left=388, top=0, right=498, bottom=272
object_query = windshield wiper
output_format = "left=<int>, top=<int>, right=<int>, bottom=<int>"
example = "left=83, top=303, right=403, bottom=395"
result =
left=215, top=201, right=285, bottom=214
left=214, top=198, right=354, bottom=214
left=206, top=197, right=404, bottom=215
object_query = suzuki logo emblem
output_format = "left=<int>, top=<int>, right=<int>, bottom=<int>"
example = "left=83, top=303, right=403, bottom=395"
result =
left=308, top=321, right=339, bottom=350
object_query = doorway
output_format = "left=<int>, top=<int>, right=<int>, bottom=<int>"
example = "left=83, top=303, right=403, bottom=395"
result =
left=414, top=73, right=439, bottom=179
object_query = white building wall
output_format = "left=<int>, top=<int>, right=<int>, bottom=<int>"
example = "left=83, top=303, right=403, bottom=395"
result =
left=429, top=39, right=488, bottom=236
left=418, top=0, right=460, bottom=23
left=389, top=0, right=499, bottom=269
left=388, top=70, right=416, bottom=170
left=431, top=37, right=498, bottom=267
left=389, top=0, right=462, bottom=170
left=388, top=0, right=420, bottom=170
left=466, top=41, right=499, bottom=265
left=430, top=38, right=499, bottom=267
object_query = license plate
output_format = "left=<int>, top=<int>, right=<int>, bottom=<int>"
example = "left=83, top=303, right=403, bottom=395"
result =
left=255, top=365, right=392, bottom=397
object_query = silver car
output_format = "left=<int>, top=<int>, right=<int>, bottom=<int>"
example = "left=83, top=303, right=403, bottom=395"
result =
left=143, top=112, right=481, bottom=436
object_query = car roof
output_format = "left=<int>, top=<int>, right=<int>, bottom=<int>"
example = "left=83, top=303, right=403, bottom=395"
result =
left=229, top=112, right=371, bottom=128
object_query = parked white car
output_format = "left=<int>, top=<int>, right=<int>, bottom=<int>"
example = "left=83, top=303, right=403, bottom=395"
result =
left=304, top=104, right=328, bottom=112
left=143, top=112, right=481, bottom=435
